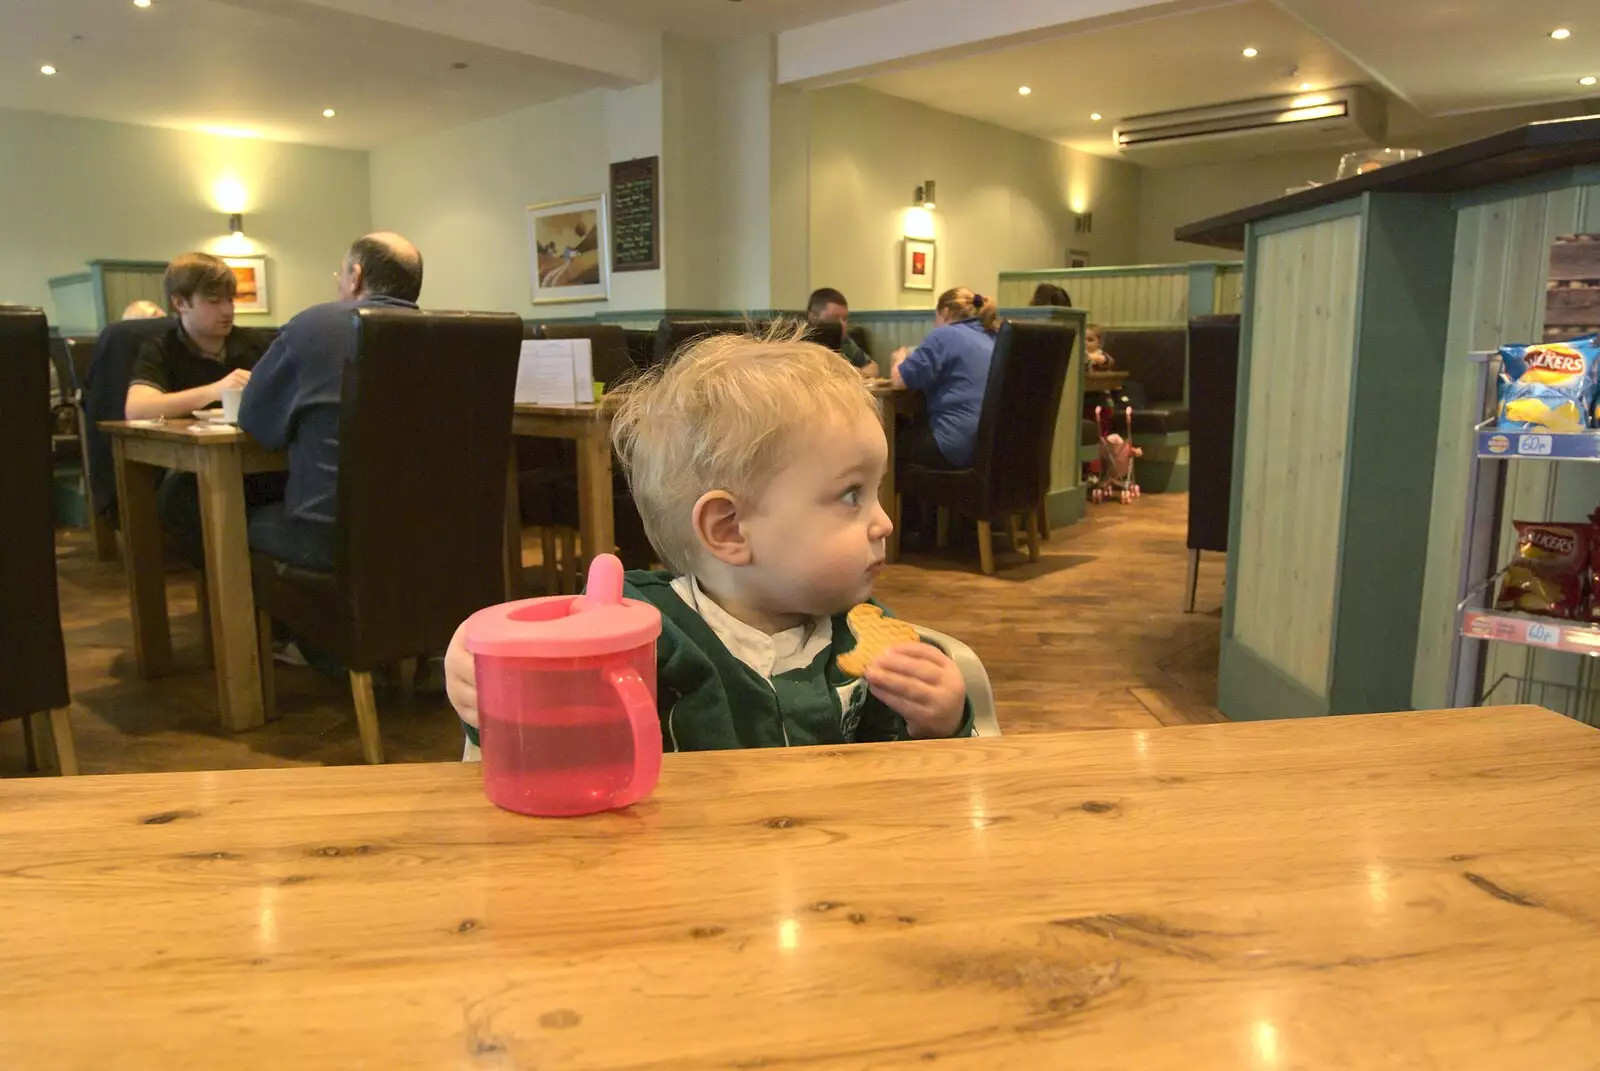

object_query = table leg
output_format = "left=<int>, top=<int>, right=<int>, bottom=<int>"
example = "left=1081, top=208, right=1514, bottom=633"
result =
left=504, top=450, right=523, bottom=600
left=195, top=445, right=266, bottom=732
left=880, top=398, right=900, bottom=563
left=575, top=430, right=615, bottom=578
left=111, top=447, right=171, bottom=677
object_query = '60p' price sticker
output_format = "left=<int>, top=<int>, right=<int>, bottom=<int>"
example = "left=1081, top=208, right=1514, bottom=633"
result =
left=1517, top=434, right=1554, bottom=456
left=1526, top=621, right=1561, bottom=647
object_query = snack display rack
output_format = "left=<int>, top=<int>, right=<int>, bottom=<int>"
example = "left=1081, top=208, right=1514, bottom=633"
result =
left=1451, top=350, right=1600, bottom=720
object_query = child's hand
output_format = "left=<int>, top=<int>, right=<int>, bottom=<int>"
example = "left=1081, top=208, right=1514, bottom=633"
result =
left=444, top=621, right=478, bottom=728
left=864, top=643, right=966, bottom=738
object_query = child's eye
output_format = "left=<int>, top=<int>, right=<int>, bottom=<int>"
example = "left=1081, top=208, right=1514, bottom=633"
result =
left=840, top=486, right=862, bottom=507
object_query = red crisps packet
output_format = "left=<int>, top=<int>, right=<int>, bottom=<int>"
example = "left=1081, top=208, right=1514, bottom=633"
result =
left=1496, top=521, right=1589, bottom=619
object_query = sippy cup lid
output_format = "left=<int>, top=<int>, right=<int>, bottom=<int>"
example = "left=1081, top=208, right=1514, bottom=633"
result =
left=463, top=554, right=661, bottom=659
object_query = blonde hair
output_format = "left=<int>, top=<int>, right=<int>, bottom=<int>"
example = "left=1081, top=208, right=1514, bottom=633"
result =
left=937, top=287, right=1001, bottom=334
left=608, top=322, right=880, bottom=574
left=121, top=299, right=166, bottom=320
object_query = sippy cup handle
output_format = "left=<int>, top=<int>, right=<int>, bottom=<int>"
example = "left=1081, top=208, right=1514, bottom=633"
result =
left=606, top=664, right=662, bottom=801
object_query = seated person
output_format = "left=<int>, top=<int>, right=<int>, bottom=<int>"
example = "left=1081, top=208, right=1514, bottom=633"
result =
left=445, top=327, right=974, bottom=755
left=237, top=232, right=423, bottom=573
left=806, top=286, right=875, bottom=374
left=124, top=253, right=276, bottom=567
left=1086, top=325, right=1114, bottom=370
left=888, top=287, right=1000, bottom=470
left=1030, top=282, right=1073, bottom=307
left=121, top=299, right=166, bottom=320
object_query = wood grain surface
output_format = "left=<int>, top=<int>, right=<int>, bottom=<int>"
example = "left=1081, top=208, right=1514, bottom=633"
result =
left=2, top=706, right=1597, bottom=1068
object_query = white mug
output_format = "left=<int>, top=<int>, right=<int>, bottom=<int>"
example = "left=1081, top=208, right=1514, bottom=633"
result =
left=220, top=387, right=243, bottom=423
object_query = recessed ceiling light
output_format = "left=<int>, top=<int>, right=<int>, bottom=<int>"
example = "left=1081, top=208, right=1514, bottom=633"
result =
left=40, top=64, right=56, bottom=75
left=134, top=0, right=151, bottom=7
left=1090, top=113, right=1103, bottom=121
left=322, top=108, right=336, bottom=118
left=1298, top=82, right=1313, bottom=91
left=1550, top=28, right=1571, bottom=39
left=1017, top=86, right=1031, bottom=96
left=1583, top=76, right=1598, bottom=86
left=1242, top=47, right=1258, bottom=58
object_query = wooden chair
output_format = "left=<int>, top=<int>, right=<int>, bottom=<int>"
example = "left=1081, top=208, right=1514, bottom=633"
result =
left=1, top=306, right=78, bottom=774
left=653, top=317, right=770, bottom=366
left=897, top=321, right=1077, bottom=575
left=252, top=309, right=523, bottom=763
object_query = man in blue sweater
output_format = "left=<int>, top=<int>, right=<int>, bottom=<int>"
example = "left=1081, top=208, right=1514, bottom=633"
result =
left=237, top=232, right=422, bottom=573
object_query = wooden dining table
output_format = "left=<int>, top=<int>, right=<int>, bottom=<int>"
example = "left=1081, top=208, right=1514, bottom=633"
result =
left=5, top=705, right=1597, bottom=1067
left=101, top=418, right=287, bottom=732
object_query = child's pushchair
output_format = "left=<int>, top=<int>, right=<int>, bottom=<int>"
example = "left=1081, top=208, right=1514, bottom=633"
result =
left=1087, top=405, right=1142, bottom=505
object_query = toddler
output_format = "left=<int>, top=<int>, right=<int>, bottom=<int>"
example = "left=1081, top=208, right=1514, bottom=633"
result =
left=445, top=326, right=972, bottom=755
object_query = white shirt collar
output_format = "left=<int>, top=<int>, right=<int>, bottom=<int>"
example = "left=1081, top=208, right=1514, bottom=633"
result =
left=671, top=575, right=834, bottom=681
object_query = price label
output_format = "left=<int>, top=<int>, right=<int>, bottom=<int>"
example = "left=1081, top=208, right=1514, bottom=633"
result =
left=1526, top=621, right=1561, bottom=647
left=1517, top=434, right=1553, bottom=456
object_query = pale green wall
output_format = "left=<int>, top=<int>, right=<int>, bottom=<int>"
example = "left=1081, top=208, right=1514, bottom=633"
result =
left=369, top=84, right=666, bottom=318
left=0, top=107, right=370, bottom=328
left=1412, top=181, right=1600, bottom=712
left=808, top=86, right=1141, bottom=311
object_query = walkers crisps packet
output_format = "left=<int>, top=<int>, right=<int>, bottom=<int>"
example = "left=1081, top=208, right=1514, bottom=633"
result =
left=1497, top=335, right=1600, bottom=433
left=1496, top=521, right=1589, bottom=619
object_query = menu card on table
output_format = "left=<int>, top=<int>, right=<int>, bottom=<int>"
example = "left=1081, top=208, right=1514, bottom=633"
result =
left=516, top=339, right=594, bottom=406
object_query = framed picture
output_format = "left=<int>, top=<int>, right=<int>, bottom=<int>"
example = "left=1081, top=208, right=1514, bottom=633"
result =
left=224, top=257, right=269, bottom=314
left=528, top=194, right=610, bottom=305
left=1069, top=249, right=1092, bottom=269
left=903, top=238, right=936, bottom=291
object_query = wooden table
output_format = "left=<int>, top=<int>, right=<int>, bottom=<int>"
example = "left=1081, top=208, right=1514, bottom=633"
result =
left=6, top=706, right=1598, bottom=1067
left=101, top=419, right=286, bottom=732
left=1085, top=368, right=1130, bottom=393
left=509, top=402, right=615, bottom=591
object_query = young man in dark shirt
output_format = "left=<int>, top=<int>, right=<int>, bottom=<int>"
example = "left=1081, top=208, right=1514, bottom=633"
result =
left=807, top=287, right=875, bottom=373
left=126, top=253, right=281, bottom=567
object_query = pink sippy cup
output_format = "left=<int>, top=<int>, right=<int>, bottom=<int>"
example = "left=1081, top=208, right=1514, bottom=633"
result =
left=463, top=554, right=662, bottom=817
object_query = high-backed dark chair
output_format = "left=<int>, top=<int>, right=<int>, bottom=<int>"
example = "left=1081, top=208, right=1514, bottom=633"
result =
left=81, top=316, right=175, bottom=525
left=898, top=321, right=1077, bottom=575
left=623, top=329, right=655, bottom=370
left=1099, top=328, right=1189, bottom=438
left=1185, top=314, right=1242, bottom=611
left=847, top=324, right=873, bottom=361
left=538, top=322, right=635, bottom=387
left=804, top=321, right=844, bottom=353
left=653, top=318, right=768, bottom=365
left=0, top=307, right=78, bottom=774
left=252, top=309, right=523, bottom=763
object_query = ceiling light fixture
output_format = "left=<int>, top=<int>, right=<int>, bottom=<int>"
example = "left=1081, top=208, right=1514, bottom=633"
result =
left=1242, top=47, right=1258, bottom=58
left=1583, top=76, right=1598, bottom=86
left=1550, top=28, right=1571, bottom=39
left=1299, top=82, right=1313, bottom=91
left=134, top=0, right=152, bottom=7
left=1018, top=86, right=1032, bottom=96
left=1090, top=113, right=1103, bottom=121
left=322, top=108, right=336, bottom=118
left=40, top=64, right=56, bottom=75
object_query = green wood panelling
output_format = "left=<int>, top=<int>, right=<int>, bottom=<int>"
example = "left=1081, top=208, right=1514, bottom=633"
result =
left=1328, top=193, right=1456, bottom=714
left=1412, top=180, right=1600, bottom=712
left=1214, top=265, right=1245, bottom=315
left=1218, top=638, right=1332, bottom=722
left=47, top=276, right=99, bottom=334
left=1230, top=213, right=1363, bottom=695
left=999, top=262, right=1246, bottom=325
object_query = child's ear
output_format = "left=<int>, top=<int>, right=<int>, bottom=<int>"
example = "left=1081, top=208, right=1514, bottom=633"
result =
left=692, top=490, right=751, bottom=566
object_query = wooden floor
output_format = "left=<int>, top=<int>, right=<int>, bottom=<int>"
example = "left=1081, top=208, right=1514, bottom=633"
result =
left=6, top=493, right=1223, bottom=775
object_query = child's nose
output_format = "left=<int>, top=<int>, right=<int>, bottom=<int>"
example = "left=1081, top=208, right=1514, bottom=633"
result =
left=869, top=499, right=894, bottom=541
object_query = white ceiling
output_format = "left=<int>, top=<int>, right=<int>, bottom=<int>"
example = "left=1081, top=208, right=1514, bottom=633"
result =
left=0, top=0, right=597, bottom=149
left=862, top=0, right=1600, bottom=161
left=534, top=0, right=905, bottom=41
left=865, top=1, right=1368, bottom=159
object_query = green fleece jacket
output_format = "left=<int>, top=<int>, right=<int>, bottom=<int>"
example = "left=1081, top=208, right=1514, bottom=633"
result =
left=465, top=570, right=974, bottom=752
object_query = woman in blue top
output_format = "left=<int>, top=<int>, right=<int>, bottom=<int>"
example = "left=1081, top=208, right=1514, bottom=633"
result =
left=889, top=287, right=999, bottom=470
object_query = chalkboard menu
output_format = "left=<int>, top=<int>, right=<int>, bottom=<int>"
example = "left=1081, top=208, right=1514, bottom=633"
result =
left=610, top=156, right=660, bottom=273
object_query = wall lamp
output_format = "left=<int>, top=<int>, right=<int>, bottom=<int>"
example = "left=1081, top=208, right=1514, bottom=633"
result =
left=228, top=213, right=244, bottom=239
left=914, top=180, right=937, bottom=210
